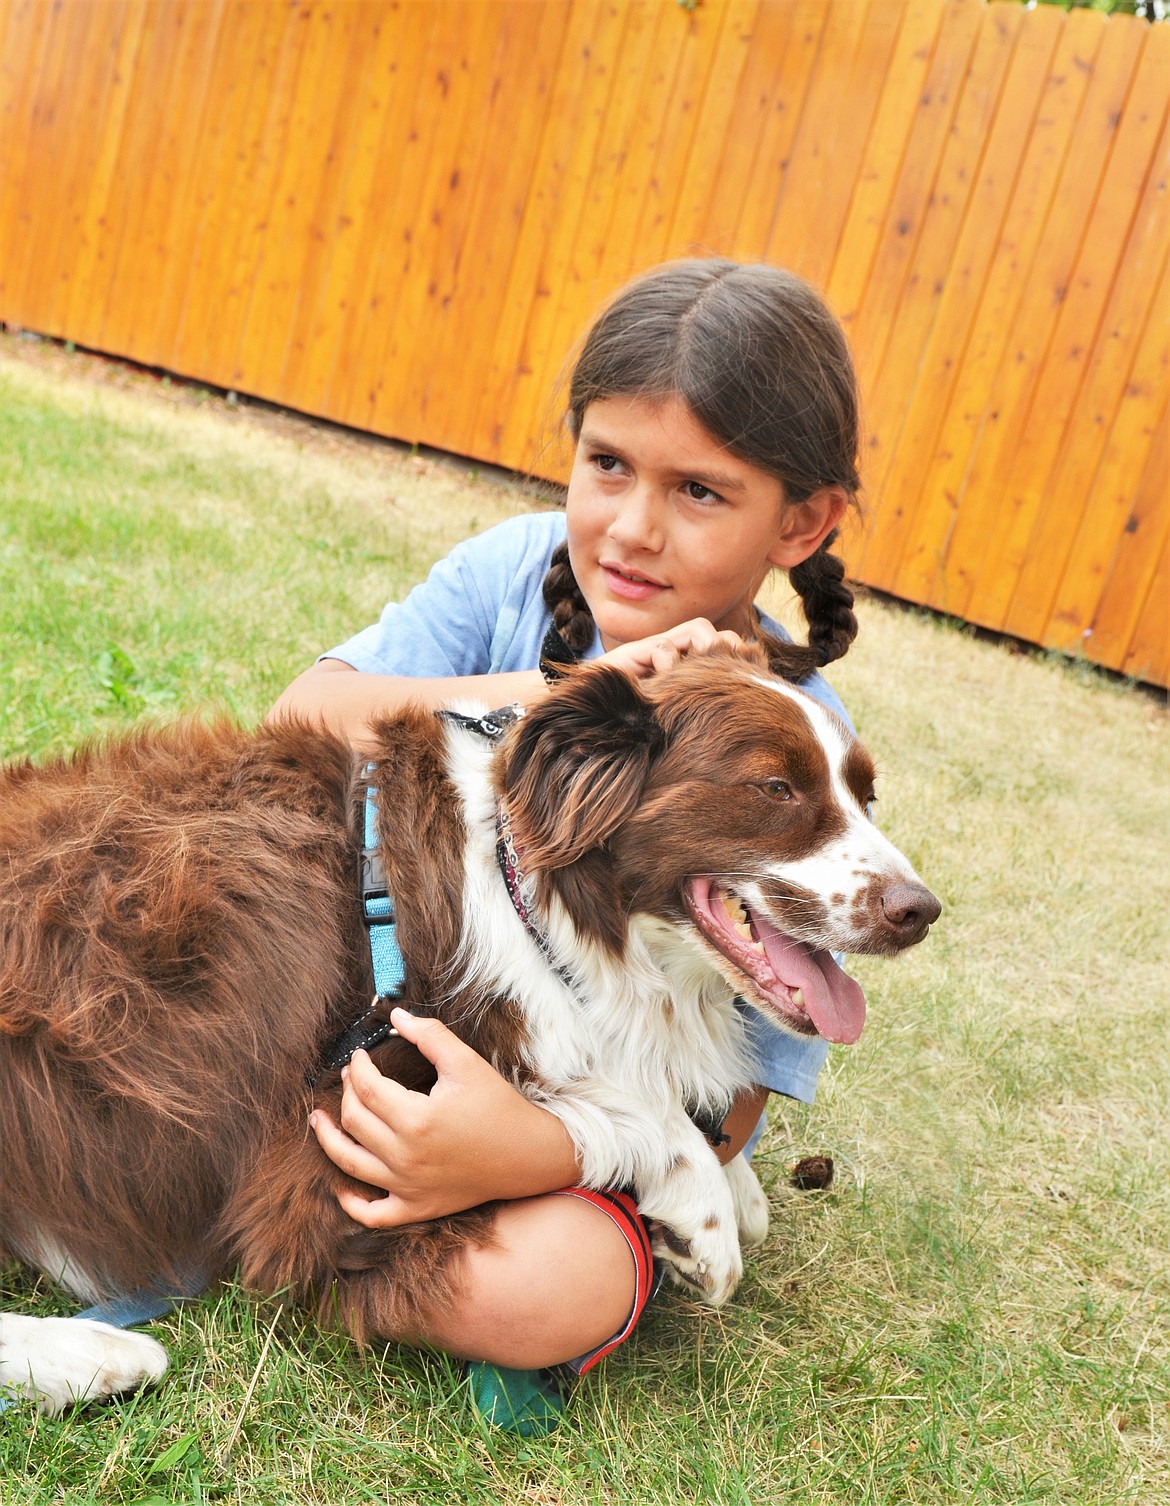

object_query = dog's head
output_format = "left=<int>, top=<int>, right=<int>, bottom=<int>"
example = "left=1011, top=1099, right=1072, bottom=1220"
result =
left=498, top=644, right=940, bottom=1044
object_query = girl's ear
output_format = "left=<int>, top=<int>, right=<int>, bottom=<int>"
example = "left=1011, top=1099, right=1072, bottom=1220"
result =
left=766, top=486, right=849, bottom=569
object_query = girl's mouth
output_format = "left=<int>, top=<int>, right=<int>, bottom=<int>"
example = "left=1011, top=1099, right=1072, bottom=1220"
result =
left=600, top=562, right=668, bottom=601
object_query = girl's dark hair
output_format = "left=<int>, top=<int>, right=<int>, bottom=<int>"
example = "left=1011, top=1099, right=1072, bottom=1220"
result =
left=542, top=259, right=860, bottom=680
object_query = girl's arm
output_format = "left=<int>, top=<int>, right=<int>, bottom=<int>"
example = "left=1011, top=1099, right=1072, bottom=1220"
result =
left=267, top=658, right=549, bottom=751
left=269, top=617, right=743, bottom=750
left=310, top=1010, right=769, bottom=1227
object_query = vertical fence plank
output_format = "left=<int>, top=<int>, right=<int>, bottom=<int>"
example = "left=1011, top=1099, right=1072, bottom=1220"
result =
left=769, top=0, right=909, bottom=291
left=233, top=4, right=354, bottom=401
left=92, top=1, right=192, bottom=359
left=620, top=0, right=719, bottom=268
left=287, top=3, right=408, bottom=425
left=199, top=0, right=322, bottom=392
left=943, top=9, right=1146, bottom=626
left=854, top=0, right=1023, bottom=581
left=843, top=0, right=985, bottom=435
left=1002, top=19, right=1170, bottom=646
left=58, top=2, right=149, bottom=350
left=827, top=0, right=948, bottom=326
left=6, top=0, right=93, bottom=334
left=999, top=42, right=1168, bottom=647
left=367, top=1, right=504, bottom=443
left=895, top=5, right=1100, bottom=612
left=324, top=3, right=442, bottom=426
left=498, top=0, right=668, bottom=456
left=475, top=0, right=632, bottom=468
left=765, top=0, right=879, bottom=283
left=868, top=2, right=1063, bottom=598
left=12, top=3, right=102, bottom=336
left=385, top=2, right=522, bottom=444
left=1121, top=533, right=1169, bottom=687
left=1042, top=240, right=1170, bottom=655
left=702, top=0, right=796, bottom=257
left=0, top=0, right=47, bottom=271
left=343, top=1, right=476, bottom=440
left=564, top=0, right=670, bottom=283
left=157, top=0, right=272, bottom=377
left=421, top=2, right=570, bottom=457
left=134, top=0, right=225, bottom=371
left=1084, top=383, right=1170, bottom=677
left=974, top=17, right=1170, bottom=638
left=729, top=0, right=830, bottom=262
left=276, top=1, right=414, bottom=410
left=667, top=0, right=760, bottom=257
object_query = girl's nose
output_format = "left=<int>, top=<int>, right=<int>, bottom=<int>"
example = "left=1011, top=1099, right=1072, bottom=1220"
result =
left=607, top=485, right=665, bottom=552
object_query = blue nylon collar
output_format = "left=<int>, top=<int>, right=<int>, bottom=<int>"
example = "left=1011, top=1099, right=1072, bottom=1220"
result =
left=359, top=766, right=407, bottom=1003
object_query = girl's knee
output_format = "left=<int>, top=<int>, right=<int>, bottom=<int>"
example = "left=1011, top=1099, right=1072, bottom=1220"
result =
left=415, top=1192, right=642, bottom=1371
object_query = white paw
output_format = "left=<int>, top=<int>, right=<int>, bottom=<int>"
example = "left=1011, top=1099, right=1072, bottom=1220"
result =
left=651, top=1215, right=744, bottom=1307
left=0, top=1313, right=168, bottom=1416
left=725, top=1154, right=770, bottom=1249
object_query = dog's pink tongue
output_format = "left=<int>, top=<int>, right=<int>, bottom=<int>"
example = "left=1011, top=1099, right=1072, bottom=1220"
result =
left=758, top=927, right=867, bottom=1045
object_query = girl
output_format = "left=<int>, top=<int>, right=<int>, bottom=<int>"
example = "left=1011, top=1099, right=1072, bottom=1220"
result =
left=271, top=258, right=861, bottom=1429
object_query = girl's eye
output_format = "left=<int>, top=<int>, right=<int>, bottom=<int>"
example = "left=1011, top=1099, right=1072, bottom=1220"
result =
left=593, top=452, right=623, bottom=474
left=683, top=480, right=721, bottom=504
left=762, top=778, right=794, bottom=801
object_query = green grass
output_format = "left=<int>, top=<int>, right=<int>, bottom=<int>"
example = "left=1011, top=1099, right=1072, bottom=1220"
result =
left=2, top=338, right=1169, bottom=1504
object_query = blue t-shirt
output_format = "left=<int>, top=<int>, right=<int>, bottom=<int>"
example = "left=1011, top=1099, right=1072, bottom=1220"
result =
left=327, top=511, right=848, bottom=1102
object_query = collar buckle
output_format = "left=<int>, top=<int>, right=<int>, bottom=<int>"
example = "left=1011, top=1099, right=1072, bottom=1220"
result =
left=359, top=849, right=394, bottom=926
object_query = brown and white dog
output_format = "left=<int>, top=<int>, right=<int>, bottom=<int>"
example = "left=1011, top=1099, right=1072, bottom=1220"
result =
left=0, top=645, right=939, bottom=1413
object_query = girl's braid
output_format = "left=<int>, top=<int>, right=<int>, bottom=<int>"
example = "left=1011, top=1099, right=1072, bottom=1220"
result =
left=541, top=540, right=596, bottom=655
left=758, top=529, right=858, bottom=679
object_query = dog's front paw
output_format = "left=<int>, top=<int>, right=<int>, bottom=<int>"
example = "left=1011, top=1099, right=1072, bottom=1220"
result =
left=650, top=1216, right=743, bottom=1306
left=724, top=1154, right=770, bottom=1248
left=0, top=1314, right=168, bottom=1416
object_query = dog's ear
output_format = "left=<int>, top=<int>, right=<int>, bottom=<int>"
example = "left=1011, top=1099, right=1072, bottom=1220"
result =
left=501, top=665, right=665, bottom=870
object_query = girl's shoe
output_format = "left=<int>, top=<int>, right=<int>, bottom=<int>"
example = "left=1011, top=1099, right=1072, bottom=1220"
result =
left=465, top=1361, right=575, bottom=1436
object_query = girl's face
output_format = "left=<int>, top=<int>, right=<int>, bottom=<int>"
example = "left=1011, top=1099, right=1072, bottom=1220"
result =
left=566, top=395, right=806, bottom=651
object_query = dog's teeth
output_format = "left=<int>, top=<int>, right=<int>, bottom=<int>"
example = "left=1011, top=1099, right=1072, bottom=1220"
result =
left=721, top=893, right=745, bottom=921
left=792, top=988, right=805, bottom=1008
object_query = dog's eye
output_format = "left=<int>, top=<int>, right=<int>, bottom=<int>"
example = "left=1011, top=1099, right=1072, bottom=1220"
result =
left=762, top=778, right=793, bottom=801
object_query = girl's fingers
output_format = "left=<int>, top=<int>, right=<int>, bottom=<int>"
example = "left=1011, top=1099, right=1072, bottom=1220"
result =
left=337, top=1076, right=411, bottom=1154
left=343, top=1047, right=426, bottom=1121
left=650, top=638, right=681, bottom=672
left=334, top=1187, right=413, bottom=1229
left=309, top=1109, right=396, bottom=1191
left=386, top=1008, right=475, bottom=1076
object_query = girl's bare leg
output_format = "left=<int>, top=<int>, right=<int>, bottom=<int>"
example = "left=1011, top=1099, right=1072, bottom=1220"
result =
left=405, top=1193, right=638, bottom=1369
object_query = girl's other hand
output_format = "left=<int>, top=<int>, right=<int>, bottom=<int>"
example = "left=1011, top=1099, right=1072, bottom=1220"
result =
left=309, top=1008, right=581, bottom=1227
left=599, top=618, right=744, bottom=680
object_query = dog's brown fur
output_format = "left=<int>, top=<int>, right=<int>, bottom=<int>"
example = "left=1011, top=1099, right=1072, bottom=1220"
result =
left=0, top=709, right=514, bottom=1340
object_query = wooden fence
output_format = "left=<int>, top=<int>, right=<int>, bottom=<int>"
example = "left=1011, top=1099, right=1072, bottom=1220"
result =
left=1, top=0, right=1166, bottom=685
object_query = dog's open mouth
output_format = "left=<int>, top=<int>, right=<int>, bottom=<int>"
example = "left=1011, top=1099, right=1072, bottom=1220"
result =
left=685, top=877, right=866, bottom=1045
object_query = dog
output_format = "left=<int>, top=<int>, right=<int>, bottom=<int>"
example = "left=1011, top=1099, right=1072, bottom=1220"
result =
left=0, top=644, right=939, bottom=1413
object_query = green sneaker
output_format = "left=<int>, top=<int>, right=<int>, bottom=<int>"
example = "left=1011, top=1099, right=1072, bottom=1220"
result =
left=466, top=1362, right=571, bottom=1436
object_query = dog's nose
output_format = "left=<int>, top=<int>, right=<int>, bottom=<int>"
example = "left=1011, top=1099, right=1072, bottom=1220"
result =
left=880, top=881, right=942, bottom=942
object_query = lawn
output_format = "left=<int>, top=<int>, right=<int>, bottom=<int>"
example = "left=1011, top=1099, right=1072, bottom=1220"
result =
left=1, top=335, right=1168, bottom=1505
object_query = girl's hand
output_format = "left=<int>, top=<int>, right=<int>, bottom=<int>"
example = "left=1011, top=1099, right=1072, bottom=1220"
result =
left=309, top=1007, right=580, bottom=1227
left=598, top=618, right=744, bottom=680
